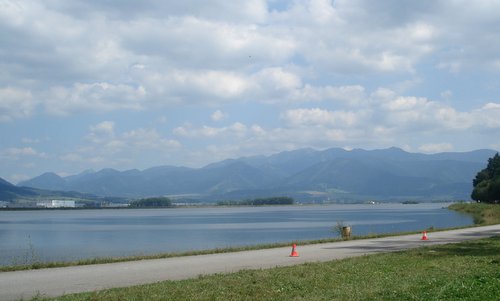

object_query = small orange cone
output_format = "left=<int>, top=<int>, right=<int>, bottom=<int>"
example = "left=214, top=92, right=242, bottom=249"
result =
left=421, top=231, right=428, bottom=241
left=290, top=244, right=299, bottom=257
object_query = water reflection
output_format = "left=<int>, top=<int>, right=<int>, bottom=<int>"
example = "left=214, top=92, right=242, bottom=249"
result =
left=0, top=203, right=472, bottom=265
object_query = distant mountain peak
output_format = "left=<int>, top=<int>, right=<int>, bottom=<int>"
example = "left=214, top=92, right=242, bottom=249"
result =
left=202, top=158, right=238, bottom=170
left=79, top=169, right=95, bottom=175
left=99, top=168, right=119, bottom=173
left=387, top=146, right=407, bottom=152
left=0, top=177, right=14, bottom=187
left=18, top=172, right=66, bottom=191
left=41, top=171, right=63, bottom=177
left=15, top=147, right=498, bottom=200
left=20, top=171, right=63, bottom=183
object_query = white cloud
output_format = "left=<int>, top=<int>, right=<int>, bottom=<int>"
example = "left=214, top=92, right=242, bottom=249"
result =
left=473, top=103, right=500, bottom=128
left=86, top=121, right=115, bottom=144
left=494, top=60, right=500, bottom=70
left=3, top=0, right=499, bottom=118
left=121, top=15, right=295, bottom=70
left=182, top=71, right=249, bottom=98
left=250, top=124, right=266, bottom=136
left=280, top=3, right=435, bottom=74
left=174, top=122, right=248, bottom=139
left=254, top=67, right=302, bottom=91
left=1, top=147, right=46, bottom=160
left=60, top=153, right=83, bottom=162
left=481, top=103, right=500, bottom=110
left=4, top=0, right=442, bottom=115
left=0, top=87, right=36, bottom=121
left=282, top=108, right=361, bottom=127
left=21, top=138, right=40, bottom=144
left=46, top=83, right=146, bottom=115
left=377, top=93, right=476, bottom=131
left=440, top=90, right=452, bottom=100
left=4, top=147, right=37, bottom=156
left=122, top=128, right=181, bottom=150
left=140, top=69, right=255, bottom=105
left=91, top=121, right=115, bottom=135
left=72, top=122, right=182, bottom=168
left=211, top=110, right=227, bottom=121
left=2, top=0, right=500, bottom=179
left=168, top=87, right=500, bottom=167
left=428, top=1, right=500, bottom=72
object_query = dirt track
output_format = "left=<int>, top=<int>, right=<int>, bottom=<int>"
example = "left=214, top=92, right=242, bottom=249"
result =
left=1, top=224, right=499, bottom=301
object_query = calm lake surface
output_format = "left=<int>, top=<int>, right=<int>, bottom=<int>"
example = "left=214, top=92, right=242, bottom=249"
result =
left=0, top=203, right=472, bottom=266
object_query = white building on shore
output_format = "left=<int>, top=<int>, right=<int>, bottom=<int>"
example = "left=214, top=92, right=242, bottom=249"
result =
left=37, top=200, right=76, bottom=208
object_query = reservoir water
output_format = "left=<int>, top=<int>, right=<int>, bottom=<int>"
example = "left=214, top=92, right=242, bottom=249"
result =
left=0, top=203, right=472, bottom=266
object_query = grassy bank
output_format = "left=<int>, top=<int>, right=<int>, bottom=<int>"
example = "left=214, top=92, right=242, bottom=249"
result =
left=448, top=202, right=500, bottom=225
left=2, top=229, right=441, bottom=273
left=32, top=236, right=500, bottom=301
left=0, top=233, right=407, bottom=272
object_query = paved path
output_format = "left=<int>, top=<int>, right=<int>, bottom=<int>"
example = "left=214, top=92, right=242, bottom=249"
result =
left=1, top=224, right=499, bottom=300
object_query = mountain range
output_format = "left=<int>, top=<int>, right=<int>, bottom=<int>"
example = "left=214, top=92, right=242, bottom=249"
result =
left=15, top=147, right=497, bottom=202
left=0, top=176, right=102, bottom=204
left=0, top=177, right=38, bottom=202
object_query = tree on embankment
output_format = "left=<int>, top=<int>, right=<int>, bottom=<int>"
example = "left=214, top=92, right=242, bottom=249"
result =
left=129, top=197, right=173, bottom=208
left=471, top=153, right=500, bottom=203
left=217, top=196, right=294, bottom=206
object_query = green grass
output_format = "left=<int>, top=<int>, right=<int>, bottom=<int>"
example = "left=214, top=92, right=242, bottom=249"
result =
left=449, top=203, right=500, bottom=225
left=32, top=236, right=500, bottom=301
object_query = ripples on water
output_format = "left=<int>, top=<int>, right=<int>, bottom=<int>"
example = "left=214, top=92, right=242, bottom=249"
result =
left=0, top=203, right=473, bottom=265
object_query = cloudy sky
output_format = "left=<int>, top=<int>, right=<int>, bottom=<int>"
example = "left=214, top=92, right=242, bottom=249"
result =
left=1, top=0, right=500, bottom=183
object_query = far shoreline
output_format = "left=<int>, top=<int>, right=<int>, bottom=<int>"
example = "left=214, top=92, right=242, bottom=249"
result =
left=0, top=199, right=465, bottom=211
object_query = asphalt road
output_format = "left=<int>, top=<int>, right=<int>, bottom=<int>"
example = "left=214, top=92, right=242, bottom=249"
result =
left=1, top=224, right=499, bottom=301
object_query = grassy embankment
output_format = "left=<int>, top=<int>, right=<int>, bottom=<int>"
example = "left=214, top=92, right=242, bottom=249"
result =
left=32, top=236, right=500, bottom=301
left=448, top=202, right=500, bottom=225
left=1, top=235, right=393, bottom=273
left=29, top=203, right=500, bottom=301
left=2, top=202, right=499, bottom=273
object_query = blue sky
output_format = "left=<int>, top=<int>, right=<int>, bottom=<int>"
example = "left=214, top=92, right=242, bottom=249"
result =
left=1, top=0, right=500, bottom=183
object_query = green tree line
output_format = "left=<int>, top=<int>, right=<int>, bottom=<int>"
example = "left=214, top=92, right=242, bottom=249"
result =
left=217, top=196, right=294, bottom=206
left=129, top=197, right=173, bottom=208
left=471, top=153, right=500, bottom=203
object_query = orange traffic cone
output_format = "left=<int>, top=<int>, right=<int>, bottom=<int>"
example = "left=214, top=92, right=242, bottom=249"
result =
left=290, top=244, right=299, bottom=257
left=421, top=231, right=428, bottom=241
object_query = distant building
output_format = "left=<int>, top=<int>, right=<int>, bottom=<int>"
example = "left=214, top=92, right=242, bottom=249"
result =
left=50, top=200, right=75, bottom=208
left=37, top=200, right=76, bottom=208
